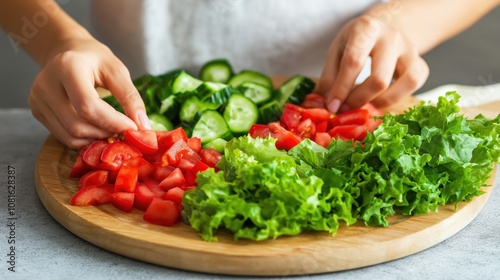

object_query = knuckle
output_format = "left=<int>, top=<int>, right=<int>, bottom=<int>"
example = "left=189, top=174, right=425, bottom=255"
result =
left=76, top=101, right=95, bottom=120
left=369, top=74, right=391, bottom=92
left=343, top=52, right=364, bottom=69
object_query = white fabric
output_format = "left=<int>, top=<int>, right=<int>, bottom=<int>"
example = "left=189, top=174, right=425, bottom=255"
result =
left=89, top=0, right=383, bottom=79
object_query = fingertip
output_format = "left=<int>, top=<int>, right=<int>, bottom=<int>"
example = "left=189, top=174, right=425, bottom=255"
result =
left=327, top=98, right=342, bottom=113
left=137, top=110, right=151, bottom=130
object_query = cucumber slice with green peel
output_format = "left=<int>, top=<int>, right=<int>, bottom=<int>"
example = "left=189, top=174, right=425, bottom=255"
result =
left=237, top=81, right=273, bottom=106
left=158, top=94, right=180, bottom=117
left=199, top=59, right=234, bottom=84
left=201, top=86, right=236, bottom=105
left=148, top=113, right=174, bottom=131
left=192, top=110, right=233, bottom=144
left=223, top=93, right=259, bottom=135
left=258, top=100, right=283, bottom=124
left=202, top=138, right=227, bottom=153
left=171, top=70, right=203, bottom=94
left=196, top=82, right=229, bottom=98
left=179, top=95, right=220, bottom=123
left=227, top=70, right=273, bottom=89
left=276, top=75, right=316, bottom=105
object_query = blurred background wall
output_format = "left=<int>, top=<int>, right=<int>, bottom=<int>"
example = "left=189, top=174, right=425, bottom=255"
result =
left=1, top=2, right=499, bottom=108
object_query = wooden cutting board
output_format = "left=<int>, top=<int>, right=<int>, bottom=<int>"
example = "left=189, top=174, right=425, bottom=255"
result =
left=34, top=92, right=497, bottom=276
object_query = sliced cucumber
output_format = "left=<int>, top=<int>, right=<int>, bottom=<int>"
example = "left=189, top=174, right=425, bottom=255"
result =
left=197, top=82, right=228, bottom=98
left=179, top=95, right=220, bottom=123
left=237, top=81, right=273, bottom=106
left=148, top=113, right=174, bottom=131
left=202, top=138, right=227, bottom=153
left=276, top=75, right=316, bottom=106
left=258, top=100, right=283, bottom=124
left=192, top=110, right=233, bottom=144
left=201, top=86, right=236, bottom=105
left=199, top=58, right=234, bottom=84
left=227, top=70, right=273, bottom=89
left=223, top=93, right=259, bottom=135
left=171, top=70, right=203, bottom=94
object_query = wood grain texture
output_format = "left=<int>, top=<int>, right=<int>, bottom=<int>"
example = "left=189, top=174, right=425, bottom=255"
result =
left=34, top=94, right=497, bottom=276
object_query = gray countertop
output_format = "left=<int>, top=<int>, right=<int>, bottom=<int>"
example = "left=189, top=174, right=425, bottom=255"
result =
left=1, top=109, right=499, bottom=280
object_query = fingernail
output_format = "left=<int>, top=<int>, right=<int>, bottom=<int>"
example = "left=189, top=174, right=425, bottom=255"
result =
left=339, top=104, right=351, bottom=113
left=327, top=98, right=341, bottom=113
left=138, top=111, right=151, bottom=130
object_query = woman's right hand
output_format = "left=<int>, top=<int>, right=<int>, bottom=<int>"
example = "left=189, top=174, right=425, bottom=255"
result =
left=28, top=36, right=150, bottom=150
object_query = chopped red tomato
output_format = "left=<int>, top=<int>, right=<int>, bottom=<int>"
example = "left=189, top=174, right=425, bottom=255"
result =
left=78, top=170, right=109, bottom=190
left=70, top=184, right=114, bottom=206
left=268, top=122, right=302, bottom=150
left=123, top=129, right=158, bottom=154
left=200, top=148, right=222, bottom=168
left=300, top=108, right=334, bottom=122
left=100, top=142, right=142, bottom=171
left=159, top=167, right=186, bottom=190
left=69, top=127, right=223, bottom=228
left=300, top=93, right=325, bottom=108
left=114, top=163, right=138, bottom=193
left=162, top=187, right=185, bottom=205
left=110, top=192, right=135, bottom=212
left=143, top=198, right=180, bottom=226
left=134, top=184, right=156, bottom=212
left=331, top=109, right=370, bottom=126
left=82, top=140, right=108, bottom=168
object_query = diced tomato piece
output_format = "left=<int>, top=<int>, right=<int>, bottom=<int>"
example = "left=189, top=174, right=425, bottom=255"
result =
left=301, top=93, right=325, bottom=109
left=316, top=121, right=328, bottom=133
left=183, top=170, right=197, bottom=187
left=159, top=167, right=186, bottom=190
left=157, top=127, right=188, bottom=149
left=137, top=158, right=154, bottom=180
left=314, top=132, right=333, bottom=148
left=162, top=187, right=185, bottom=205
left=142, top=178, right=166, bottom=197
left=153, top=163, right=175, bottom=181
left=100, top=142, right=142, bottom=171
left=70, top=146, right=90, bottom=178
left=187, top=137, right=202, bottom=153
left=249, top=124, right=270, bottom=138
left=114, top=163, right=138, bottom=193
left=123, top=129, right=158, bottom=154
left=366, top=118, right=383, bottom=132
left=280, top=104, right=303, bottom=130
left=70, top=184, right=114, bottom=206
left=328, top=124, right=368, bottom=141
left=296, top=119, right=317, bottom=139
left=200, top=148, right=222, bottom=168
left=300, top=108, right=334, bottom=122
left=191, top=160, right=209, bottom=173
left=78, top=170, right=109, bottom=190
left=143, top=198, right=180, bottom=226
left=163, top=139, right=198, bottom=166
left=331, top=109, right=370, bottom=126
left=82, top=140, right=108, bottom=168
left=361, top=102, right=384, bottom=117
left=268, top=122, right=302, bottom=150
left=110, top=192, right=135, bottom=212
left=134, top=184, right=156, bottom=211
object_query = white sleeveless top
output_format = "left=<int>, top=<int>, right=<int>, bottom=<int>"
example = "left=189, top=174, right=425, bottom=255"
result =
left=89, top=0, right=383, bottom=79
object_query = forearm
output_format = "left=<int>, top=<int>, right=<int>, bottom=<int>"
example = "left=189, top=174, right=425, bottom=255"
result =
left=365, top=0, right=500, bottom=54
left=0, top=0, right=91, bottom=66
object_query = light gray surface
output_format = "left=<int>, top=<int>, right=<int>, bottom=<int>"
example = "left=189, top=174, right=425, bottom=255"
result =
left=1, top=4, right=499, bottom=108
left=0, top=109, right=500, bottom=280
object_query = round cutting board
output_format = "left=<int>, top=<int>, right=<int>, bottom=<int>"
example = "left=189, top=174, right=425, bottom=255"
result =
left=34, top=95, right=496, bottom=276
